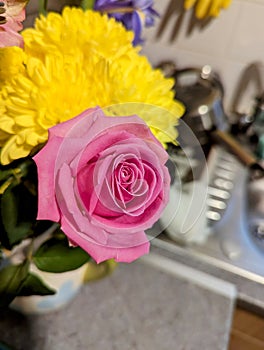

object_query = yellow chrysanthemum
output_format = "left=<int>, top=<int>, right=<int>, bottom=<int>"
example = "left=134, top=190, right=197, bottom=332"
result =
left=0, top=7, right=184, bottom=165
left=0, top=46, right=25, bottom=83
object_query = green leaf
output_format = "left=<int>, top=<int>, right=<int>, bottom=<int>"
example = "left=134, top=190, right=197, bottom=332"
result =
left=0, top=182, right=37, bottom=248
left=0, top=169, right=13, bottom=183
left=33, top=237, right=91, bottom=273
left=80, top=0, right=95, bottom=10
left=38, top=0, right=48, bottom=15
left=0, top=341, right=14, bottom=350
left=1, top=186, right=18, bottom=232
left=17, top=272, right=56, bottom=296
left=0, top=261, right=29, bottom=308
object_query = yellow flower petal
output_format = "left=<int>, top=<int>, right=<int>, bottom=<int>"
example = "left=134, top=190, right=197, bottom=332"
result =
left=0, top=7, right=184, bottom=164
left=0, top=46, right=25, bottom=83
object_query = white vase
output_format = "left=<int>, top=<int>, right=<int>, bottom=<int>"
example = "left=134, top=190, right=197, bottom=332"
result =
left=10, top=262, right=87, bottom=314
left=4, top=224, right=86, bottom=314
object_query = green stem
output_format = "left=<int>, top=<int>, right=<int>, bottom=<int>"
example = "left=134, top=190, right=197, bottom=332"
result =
left=0, top=177, right=13, bottom=195
left=0, top=160, right=33, bottom=194
left=38, top=0, right=48, bottom=15
left=80, top=0, right=95, bottom=11
left=26, top=239, right=34, bottom=261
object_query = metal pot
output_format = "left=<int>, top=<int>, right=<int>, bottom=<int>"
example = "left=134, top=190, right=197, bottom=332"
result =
left=172, top=65, right=229, bottom=147
left=158, top=62, right=264, bottom=175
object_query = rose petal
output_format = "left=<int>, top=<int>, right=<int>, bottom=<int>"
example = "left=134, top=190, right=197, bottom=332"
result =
left=61, top=216, right=150, bottom=263
left=57, top=163, right=108, bottom=244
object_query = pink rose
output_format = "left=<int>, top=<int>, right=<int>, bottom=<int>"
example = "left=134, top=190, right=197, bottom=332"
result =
left=33, top=107, right=170, bottom=263
left=0, top=1, right=27, bottom=48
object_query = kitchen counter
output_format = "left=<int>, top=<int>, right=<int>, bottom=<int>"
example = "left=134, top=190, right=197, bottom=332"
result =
left=0, top=257, right=235, bottom=350
left=151, top=237, right=264, bottom=312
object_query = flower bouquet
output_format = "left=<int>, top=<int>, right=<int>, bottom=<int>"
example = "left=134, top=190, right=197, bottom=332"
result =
left=0, top=0, right=184, bottom=310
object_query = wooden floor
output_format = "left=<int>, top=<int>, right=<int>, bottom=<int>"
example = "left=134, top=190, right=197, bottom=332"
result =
left=229, top=308, right=264, bottom=350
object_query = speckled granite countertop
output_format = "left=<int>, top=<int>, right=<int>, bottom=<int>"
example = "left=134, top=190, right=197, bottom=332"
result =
left=0, top=258, right=235, bottom=350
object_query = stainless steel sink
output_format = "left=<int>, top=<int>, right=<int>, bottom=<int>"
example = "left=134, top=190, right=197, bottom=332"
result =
left=153, top=145, right=264, bottom=286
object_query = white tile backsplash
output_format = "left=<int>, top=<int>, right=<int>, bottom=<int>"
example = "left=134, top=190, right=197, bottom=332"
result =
left=142, top=0, right=264, bottom=115
left=229, top=2, right=264, bottom=63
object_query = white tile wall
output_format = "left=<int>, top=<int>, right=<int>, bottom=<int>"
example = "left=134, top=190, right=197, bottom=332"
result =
left=142, top=0, right=264, bottom=116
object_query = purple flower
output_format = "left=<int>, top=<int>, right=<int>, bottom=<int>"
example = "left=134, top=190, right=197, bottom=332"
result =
left=94, top=0, right=159, bottom=45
